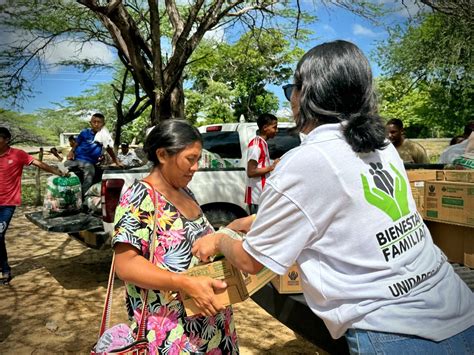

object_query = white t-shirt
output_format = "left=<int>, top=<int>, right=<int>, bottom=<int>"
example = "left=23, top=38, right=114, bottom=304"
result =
left=466, top=132, right=474, bottom=153
left=117, top=150, right=142, bottom=167
left=243, top=123, right=474, bottom=341
left=245, top=136, right=271, bottom=205
left=438, top=139, right=469, bottom=164
left=94, top=127, right=114, bottom=149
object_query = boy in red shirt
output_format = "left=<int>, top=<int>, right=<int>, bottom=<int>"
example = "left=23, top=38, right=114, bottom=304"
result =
left=244, top=113, right=279, bottom=214
left=0, top=127, right=66, bottom=285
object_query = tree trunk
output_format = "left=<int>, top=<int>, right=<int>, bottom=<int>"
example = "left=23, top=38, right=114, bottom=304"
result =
left=114, top=115, right=123, bottom=150
left=151, top=81, right=185, bottom=124
left=151, top=97, right=171, bottom=125
left=171, top=79, right=185, bottom=119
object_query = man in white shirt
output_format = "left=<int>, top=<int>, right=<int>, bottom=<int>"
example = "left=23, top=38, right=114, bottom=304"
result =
left=439, top=121, right=473, bottom=164
left=117, top=142, right=143, bottom=168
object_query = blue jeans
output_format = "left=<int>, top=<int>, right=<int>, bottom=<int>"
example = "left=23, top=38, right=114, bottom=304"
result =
left=345, top=326, right=474, bottom=354
left=0, top=206, right=16, bottom=275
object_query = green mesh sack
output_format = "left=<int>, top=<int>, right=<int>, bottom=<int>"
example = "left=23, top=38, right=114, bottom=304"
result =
left=452, top=153, right=474, bottom=170
left=43, top=172, right=82, bottom=218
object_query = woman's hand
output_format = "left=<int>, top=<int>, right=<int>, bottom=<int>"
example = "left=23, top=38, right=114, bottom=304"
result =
left=179, top=275, right=227, bottom=317
left=191, top=233, right=222, bottom=262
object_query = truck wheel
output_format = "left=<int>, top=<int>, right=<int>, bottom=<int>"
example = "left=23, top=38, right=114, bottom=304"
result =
left=204, top=209, right=238, bottom=229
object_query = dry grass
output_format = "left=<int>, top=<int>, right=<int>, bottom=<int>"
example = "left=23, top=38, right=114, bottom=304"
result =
left=412, top=138, right=450, bottom=163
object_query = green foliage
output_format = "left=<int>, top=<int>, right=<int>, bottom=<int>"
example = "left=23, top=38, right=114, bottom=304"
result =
left=121, top=114, right=151, bottom=145
left=49, top=83, right=116, bottom=127
left=375, top=12, right=473, bottom=137
left=186, top=28, right=305, bottom=122
left=185, top=82, right=234, bottom=125
left=0, top=109, right=58, bottom=144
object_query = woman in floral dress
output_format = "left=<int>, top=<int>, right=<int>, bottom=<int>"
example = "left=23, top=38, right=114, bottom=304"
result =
left=112, top=120, right=239, bottom=354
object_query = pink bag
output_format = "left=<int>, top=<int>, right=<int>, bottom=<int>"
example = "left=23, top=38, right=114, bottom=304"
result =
left=92, top=323, right=147, bottom=354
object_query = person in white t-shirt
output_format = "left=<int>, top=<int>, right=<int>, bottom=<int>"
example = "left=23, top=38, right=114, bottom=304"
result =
left=438, top=121, right=474, bottom=164
left=117, top=142, right=143, bottom=167
left=193, top=40, right=474, bottom=354
left=244, top=113, right=279, bottom=214
left=466, top=131, right=474, bottom=154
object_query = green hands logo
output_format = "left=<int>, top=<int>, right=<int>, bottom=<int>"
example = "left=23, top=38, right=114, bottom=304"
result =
left=361, top=162, right=410, bottom=221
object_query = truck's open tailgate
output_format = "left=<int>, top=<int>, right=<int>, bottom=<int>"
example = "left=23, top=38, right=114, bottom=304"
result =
left=25, top=211, right=103, bottom=234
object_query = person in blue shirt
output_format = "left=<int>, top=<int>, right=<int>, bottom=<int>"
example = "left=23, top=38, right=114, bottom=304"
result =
left=65, top=113, right=122, bottom=197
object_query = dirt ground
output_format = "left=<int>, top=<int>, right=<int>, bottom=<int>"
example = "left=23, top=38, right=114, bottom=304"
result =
left=0, top=206, right=324, bottom=354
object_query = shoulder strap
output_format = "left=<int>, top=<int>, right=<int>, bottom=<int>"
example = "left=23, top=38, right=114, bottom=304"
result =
left=97, top=181, right=159, bottom=340
left=135, top=181, right=159, bottom=339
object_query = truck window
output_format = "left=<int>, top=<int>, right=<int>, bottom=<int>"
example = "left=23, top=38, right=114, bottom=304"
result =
left=202, top=131, right=242, bottom=159
left=268, top=128, right=301, bottom=159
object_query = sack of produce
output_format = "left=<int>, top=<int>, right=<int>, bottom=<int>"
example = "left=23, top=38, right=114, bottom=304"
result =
left=452, top=153, right=474, bottom=170
left=84, top=182, right=102, bottom=215
left=43, top=172, right=82, bottom=218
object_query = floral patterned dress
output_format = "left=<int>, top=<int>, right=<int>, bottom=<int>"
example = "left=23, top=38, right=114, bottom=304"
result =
left=112, top=182, right=239, bottom=355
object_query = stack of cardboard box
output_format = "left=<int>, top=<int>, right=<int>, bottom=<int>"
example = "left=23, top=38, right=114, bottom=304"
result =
left=407, top=170, right=474, bottom=267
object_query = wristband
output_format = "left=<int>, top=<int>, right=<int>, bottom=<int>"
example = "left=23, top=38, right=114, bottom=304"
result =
left=218, top=227, right=245, bottom=241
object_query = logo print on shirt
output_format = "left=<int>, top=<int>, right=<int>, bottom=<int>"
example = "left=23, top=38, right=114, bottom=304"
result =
left=361, top=162, right=410, bottom=221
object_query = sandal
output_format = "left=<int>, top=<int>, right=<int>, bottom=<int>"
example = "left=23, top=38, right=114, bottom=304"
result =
left=1, top=273, right=12, bottom=285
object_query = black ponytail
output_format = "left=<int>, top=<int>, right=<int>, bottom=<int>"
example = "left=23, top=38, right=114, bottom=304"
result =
left=343, top=112, right=388, bottom=153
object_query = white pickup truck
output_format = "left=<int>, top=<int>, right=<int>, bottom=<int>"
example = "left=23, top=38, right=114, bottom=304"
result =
left=26, top=121, right=301, bottom=248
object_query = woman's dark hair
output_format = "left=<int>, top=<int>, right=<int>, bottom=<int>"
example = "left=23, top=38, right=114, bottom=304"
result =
left=293, top=40, right=388, bottom=153
left=143, top=119, right=202, bottom=165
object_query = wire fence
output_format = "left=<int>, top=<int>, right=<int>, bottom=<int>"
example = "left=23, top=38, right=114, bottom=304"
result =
left=22, top=148, right=58, bottom=206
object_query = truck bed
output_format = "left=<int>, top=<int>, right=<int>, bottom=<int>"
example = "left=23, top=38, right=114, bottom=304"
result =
left=25, top=211, right=102, bottom=233
left=25, top=211, right=108, bottom=249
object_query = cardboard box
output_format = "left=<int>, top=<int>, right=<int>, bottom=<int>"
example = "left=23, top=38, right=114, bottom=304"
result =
left=425, top=221, right=474, bottom=267
left=406, top=170, right=443, bottom=214
left=443, top=170, right=474, bottom=183
left=424, top=181, right=474, bottom=227
left=410, top=181, right=426, bottom=214
left=181, top=258, right=275, bottom=316
left=406, top=169, right=441, bottom=182
left=271, top=264, right=303, bottom=294
left=465, top=237, right=474, bottom=268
